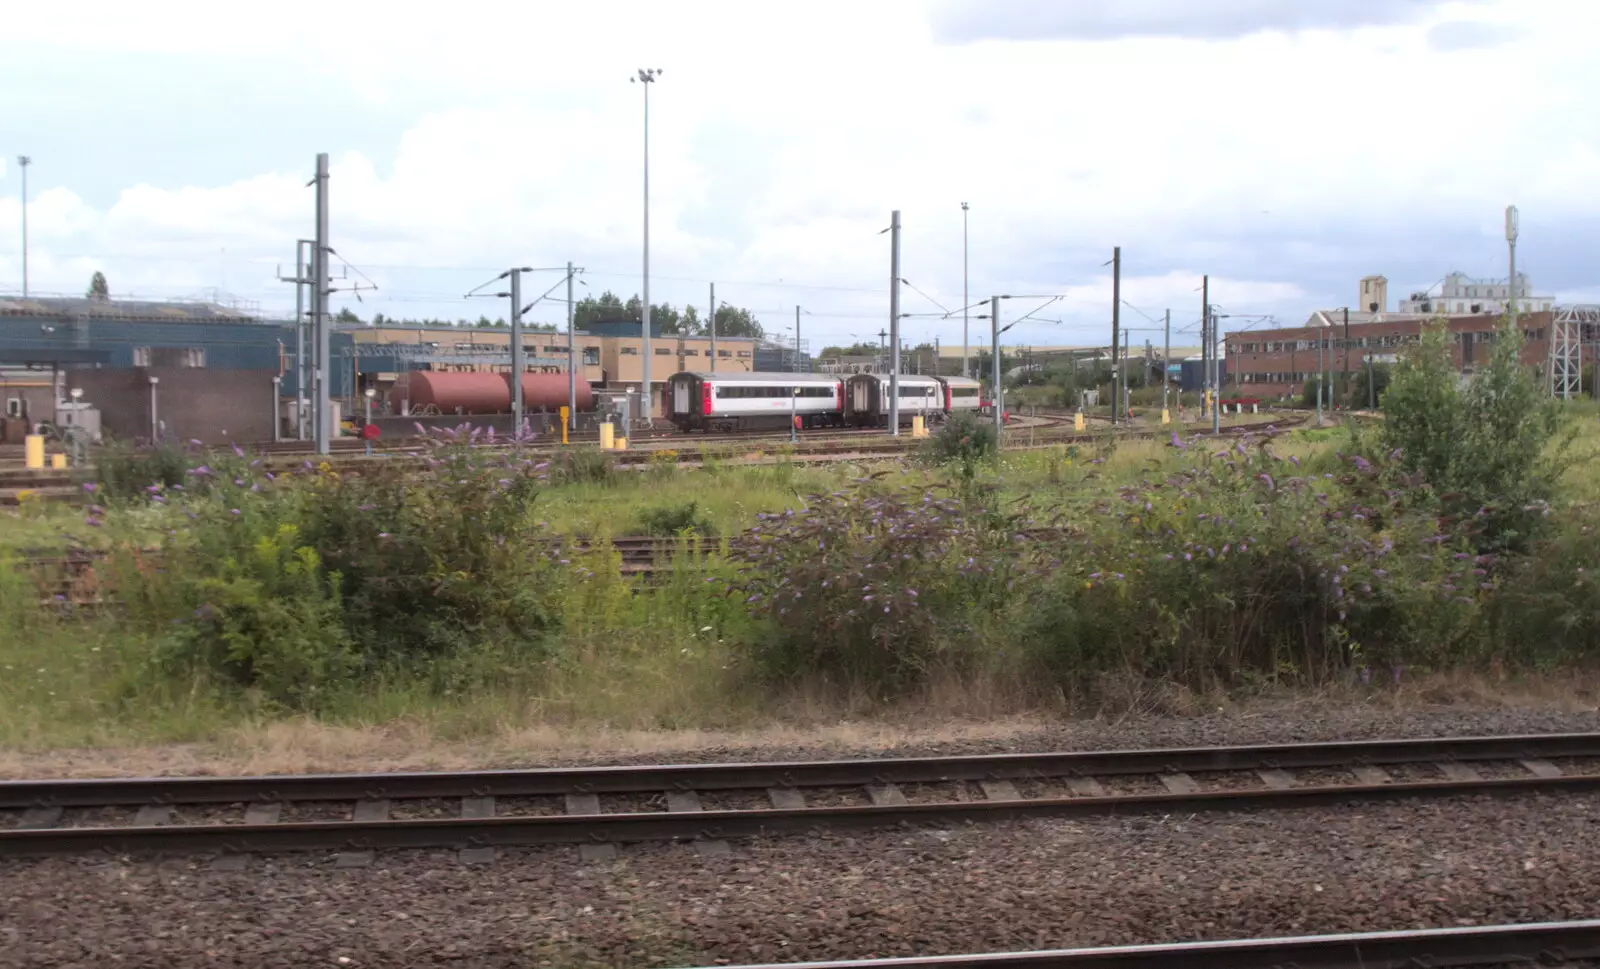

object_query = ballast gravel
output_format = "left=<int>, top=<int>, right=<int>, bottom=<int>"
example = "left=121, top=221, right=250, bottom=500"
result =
left=4, top=792, right=1600, bottom=969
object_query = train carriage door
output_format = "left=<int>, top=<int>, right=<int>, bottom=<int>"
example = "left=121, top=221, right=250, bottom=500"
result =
left=673, top=379, right=691, bottom=416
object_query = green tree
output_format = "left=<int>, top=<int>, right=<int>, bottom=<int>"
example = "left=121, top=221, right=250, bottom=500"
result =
left=1351, top=362, right=1390, bottom=409
left=87, top=271, right=109, bottom=299
left=573, top=291, right=630, bottom=329
left=334, top=307, right=361, bottom=325
left=711, top=304, right=764, bottom=339
left=1377, top=319, right=1572, bottom=553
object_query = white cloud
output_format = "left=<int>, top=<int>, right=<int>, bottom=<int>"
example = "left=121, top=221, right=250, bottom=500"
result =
left=1, top=0, right=1597, bottom=350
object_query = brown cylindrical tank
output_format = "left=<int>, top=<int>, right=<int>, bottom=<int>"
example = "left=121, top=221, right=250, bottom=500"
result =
left=513, top=372, right=594, bottom=413
left=392, top=372, right=510, bottom=415
left=391, top=371, right=595, bottom=415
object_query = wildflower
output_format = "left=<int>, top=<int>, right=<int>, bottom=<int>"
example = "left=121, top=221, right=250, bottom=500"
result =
left=230, top=509, right=241, bottom=516
left=81, top=482, right=97, bottom=493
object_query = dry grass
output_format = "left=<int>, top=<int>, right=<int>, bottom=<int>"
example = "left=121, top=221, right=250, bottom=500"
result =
left=2, top=669, right=1596, bottom=780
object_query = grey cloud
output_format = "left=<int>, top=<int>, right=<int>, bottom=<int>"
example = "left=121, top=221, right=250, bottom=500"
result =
left=927, top=0, right=1458, bottom=43
left=1426, top=20, right=1522, bottom=51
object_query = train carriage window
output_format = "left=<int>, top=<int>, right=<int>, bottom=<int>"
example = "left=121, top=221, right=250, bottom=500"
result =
left=951, top=387, right=980, bottom=397
left=718, top=385, right=835, bottom=398
left=899, top=384, right=934, bottom=396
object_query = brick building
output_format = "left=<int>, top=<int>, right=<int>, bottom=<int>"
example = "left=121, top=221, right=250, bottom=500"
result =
left=1224, top=311, right=1559, bottom=398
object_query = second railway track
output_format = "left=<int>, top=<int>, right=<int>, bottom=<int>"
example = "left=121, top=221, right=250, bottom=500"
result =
left=3, top=732, right=1599, bottom=863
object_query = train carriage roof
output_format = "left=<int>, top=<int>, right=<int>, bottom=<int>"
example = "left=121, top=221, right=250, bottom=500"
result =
left=677, top=371, right=843, bottom=383
left=846, top=372, right=942, bottom=385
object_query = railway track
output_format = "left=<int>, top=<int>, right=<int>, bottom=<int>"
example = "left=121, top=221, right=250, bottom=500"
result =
left=23, top=534, right=686, bottom=605
left=694, top=921, right=1600, bottom=969
left=2, top=732, right=1597, bottom=863
left=0, top=411, right=1302, bottom=500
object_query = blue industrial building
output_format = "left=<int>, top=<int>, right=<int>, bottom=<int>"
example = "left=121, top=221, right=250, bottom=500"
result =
left=0, top=296, right=353, bottom=397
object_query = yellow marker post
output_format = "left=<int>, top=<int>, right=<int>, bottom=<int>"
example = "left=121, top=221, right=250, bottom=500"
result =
left=1073, top=412, right=1086, bottom=431
left=911, top=415, right=926, bottom=438
left=615, top=437, right=627, bottom=451
left=559, top=406, right=570, bottom=445
left=24, top=434, right=44, bottom=470
left=1161, top=408, right=1171, bottom=425
left=599, top=422, right=614, bottom=450
left=50, top=453, right=67, bottom=470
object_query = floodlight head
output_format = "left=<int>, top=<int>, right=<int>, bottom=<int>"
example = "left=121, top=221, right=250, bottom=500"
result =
left=1505, top=205, right=1519, bottom=244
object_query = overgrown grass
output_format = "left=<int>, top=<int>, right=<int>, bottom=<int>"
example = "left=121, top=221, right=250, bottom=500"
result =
left=6, top=394, right=1600, bottom=750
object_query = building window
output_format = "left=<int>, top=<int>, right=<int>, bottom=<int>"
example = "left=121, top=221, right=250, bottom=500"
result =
left=621, top=347, right=639, bottom=356
left=136, top=347, right=205, bottom=367
left=680, top=349, right=698, bottom=356
left=654, top=347, right=673, bottom=356
left=582, top=347, right=601, bottom=366
left=737, top=351, right=752, bottom=358
left=717, top=350, right=732, bottom=358
left=542, top=345, right=568, bottom=354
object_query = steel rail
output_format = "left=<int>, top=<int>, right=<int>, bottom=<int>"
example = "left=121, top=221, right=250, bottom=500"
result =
left=3, top=732, right=1596, bottom=809
left=4, top=766, right=1600, bottom=858
left=685, top=920, right=1600, bottom=969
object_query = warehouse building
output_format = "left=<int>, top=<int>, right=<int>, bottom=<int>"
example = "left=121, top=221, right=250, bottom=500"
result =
left=1224, top=310, right=1561, bottom=398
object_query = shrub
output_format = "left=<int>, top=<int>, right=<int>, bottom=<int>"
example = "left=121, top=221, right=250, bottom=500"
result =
left=549, top=448, right=618, bottom=485
left=96, top=439, right=194, bottom=500
left=637, top=500, right=714, bottom=537
left=1376, top=320, right=1573, bottom=553
left=728, top=488, right=1030, bottom=692
left=150, top=525, right=353, bottom=710
left=921, top=410, right=999, bottom=484
left=115, top=429, right=561, bottom=701
left=1481, top=505, right=1600, bottom=665
left=1019, top=432, right=1480, bottom=691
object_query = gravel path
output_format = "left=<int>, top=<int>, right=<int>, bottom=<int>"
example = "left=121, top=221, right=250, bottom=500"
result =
left=4, top=791, right=1600, bottom=968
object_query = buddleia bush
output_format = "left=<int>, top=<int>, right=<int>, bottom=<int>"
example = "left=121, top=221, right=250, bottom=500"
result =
left=727, top=487, right=1032, bottom=692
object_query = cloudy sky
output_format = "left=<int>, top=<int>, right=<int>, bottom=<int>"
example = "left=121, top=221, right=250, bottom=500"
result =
left=2, top=0, right=1596, bottom=355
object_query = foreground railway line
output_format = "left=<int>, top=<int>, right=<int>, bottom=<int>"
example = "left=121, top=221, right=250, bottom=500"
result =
left=3, top=732, right=1598, bottom=863
left=696, top=921, right=1600, bottom=969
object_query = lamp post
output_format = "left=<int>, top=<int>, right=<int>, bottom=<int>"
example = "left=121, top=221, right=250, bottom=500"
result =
left=632, top=68, right=663, bottom=432
left=148, top=376, right=160, bottom=443
left=17, top=156, right=30, bottom=299
left=271, top=377, right=282, bottom=443
left=961, top=201, right=969, bottom=379
left=791, top=385, right=800, bottom=444
left=363, top=388, right=376, bottom=456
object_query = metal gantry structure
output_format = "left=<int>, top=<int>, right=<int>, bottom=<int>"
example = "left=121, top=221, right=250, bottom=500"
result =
left=1553, top=305, right=1600, bottom=399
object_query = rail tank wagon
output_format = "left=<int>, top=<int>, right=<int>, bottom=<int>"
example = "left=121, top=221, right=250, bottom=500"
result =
left=391, top=372, right=594, bottom=415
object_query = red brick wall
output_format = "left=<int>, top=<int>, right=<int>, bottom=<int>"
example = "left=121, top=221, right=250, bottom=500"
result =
left=67, top=368, right=278, bottom=445
left=1223, top=312, right=1558, bottom=398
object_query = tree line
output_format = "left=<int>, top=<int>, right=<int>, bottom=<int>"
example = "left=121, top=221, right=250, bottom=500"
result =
left=339, top=291, right=764, bottom=339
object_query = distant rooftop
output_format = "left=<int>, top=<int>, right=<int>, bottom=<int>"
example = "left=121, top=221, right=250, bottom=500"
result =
left=0, top=294, right=266, bottom=323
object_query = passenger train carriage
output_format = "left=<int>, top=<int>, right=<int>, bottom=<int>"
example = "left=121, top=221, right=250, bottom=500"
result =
left=667, top=371, right=846, bottom=432
left=667, top=371, right=987, bottom=433
left=844, top=373, right=941, bottom=427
